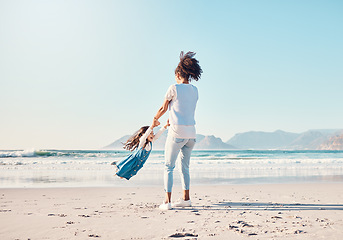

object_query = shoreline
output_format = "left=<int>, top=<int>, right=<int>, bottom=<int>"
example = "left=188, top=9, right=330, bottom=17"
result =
left=1, top=179, right=343, bottom=189
left=1, top=183, right=343, bottom=239
left=1, top=174, right=343, bottom=189
left=2, top=149, right=343, bottom=189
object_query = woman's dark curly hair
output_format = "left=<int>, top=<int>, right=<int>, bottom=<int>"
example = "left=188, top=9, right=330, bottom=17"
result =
left=175, top=51, right=202, bottom=82
left=123, top=126, right=150, bottom=151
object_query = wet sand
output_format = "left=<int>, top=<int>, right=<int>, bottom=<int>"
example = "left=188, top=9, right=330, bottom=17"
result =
left=1, top=183, right=343, bottom=239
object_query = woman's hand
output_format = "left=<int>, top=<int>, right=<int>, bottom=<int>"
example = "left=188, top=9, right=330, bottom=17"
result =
left=153, top=118, right=160, bottom=128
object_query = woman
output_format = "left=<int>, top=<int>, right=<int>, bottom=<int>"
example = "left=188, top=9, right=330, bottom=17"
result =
left=153, top=51, right=202, bottom=210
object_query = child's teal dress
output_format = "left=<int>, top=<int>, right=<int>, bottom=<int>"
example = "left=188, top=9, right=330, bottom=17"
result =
left=113, top=126, right=165, bottom=180
left=114, top=142, right=152, bottom=180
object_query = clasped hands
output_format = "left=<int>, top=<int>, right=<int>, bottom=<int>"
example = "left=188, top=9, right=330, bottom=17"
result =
left=152, top=118, right=169, bottom=129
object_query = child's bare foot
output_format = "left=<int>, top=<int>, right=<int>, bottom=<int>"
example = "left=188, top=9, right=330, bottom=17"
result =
left=114, top=173, right=124, bottom=179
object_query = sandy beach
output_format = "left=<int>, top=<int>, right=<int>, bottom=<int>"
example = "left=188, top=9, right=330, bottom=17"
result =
left=1, top=183, right=343, bottom=240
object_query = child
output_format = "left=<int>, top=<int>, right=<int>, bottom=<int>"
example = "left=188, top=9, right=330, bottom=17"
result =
left=112, top=120, right=169, bottom=180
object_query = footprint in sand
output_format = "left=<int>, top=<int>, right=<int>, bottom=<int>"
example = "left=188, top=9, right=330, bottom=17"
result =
left=168, top=233, right=198, bottom=238
left=48, top=213, right=67, bottom=217
left=88, top=234, right=101, bottom=238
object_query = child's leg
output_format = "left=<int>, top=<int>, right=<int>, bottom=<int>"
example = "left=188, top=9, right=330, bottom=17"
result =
left=114, top=173, right=124, bottom=179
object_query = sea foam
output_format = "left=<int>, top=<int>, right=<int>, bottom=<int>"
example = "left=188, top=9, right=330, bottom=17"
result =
left=0, top=149, right=343, bottom=187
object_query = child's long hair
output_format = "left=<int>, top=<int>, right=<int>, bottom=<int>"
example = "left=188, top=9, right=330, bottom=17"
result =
left=123, top=126, right=150, bottom=151
left=175, top=51, right=202, bottom=82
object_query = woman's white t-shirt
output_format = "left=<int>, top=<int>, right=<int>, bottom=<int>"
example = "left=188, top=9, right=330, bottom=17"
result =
left=165, top=84, right=198, bottom=139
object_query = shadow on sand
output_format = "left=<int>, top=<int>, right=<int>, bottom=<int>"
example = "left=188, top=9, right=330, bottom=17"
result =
left=176, top=201, right=343, bottom=212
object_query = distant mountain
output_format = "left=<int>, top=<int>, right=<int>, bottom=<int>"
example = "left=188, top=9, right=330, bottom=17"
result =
left=194, top=135, right=236, bottom=150
left=318, top=132, right=343, bottom=150
left=103, top=130, right=235, bottom=150
left=226, top=129, right=342, bottom=150
left=103, top=135, right=130, bottom=150
left=226, top=130, right=299, bottom=149
left=288, top=130, right=330, bottom=149
left=104, top=129, right=343, bottom=150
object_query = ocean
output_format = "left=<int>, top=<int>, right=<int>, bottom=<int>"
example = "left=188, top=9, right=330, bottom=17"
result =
left=1, top=149, right=343, bottom=188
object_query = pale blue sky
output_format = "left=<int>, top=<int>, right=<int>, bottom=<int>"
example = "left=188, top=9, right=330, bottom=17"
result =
left=1, top=0, right=342, bottom=149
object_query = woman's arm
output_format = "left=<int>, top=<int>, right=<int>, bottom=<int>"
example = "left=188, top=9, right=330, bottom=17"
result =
left=153, top=99, right=170, bottom=126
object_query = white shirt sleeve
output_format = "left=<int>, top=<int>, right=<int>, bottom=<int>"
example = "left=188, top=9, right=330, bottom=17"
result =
left=138, top=127, right=153, bottom=149
left=152, top=127, right=166, bottom=142
left=165, top=84, right=176, bottom=101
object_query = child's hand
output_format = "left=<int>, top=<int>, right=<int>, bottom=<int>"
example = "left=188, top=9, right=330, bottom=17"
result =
left=164, top=119, right=170, bottom=128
